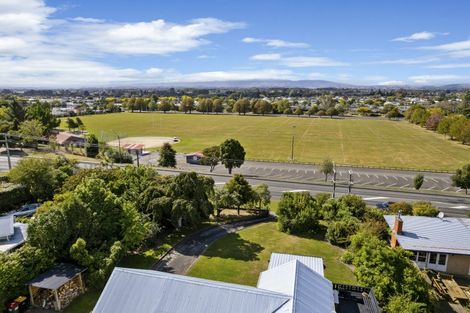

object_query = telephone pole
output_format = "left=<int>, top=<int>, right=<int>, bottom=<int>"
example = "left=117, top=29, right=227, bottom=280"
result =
left=290, top=125, right=296, bottom=162
left=4, top=133, right=11, bottom=170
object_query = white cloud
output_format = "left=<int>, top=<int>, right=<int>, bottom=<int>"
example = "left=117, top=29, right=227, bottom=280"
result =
left=377, top=80, right=405, bottom=86
left=242, top=37, right=309, bottom=48
left=70, top=17, right=105, bottom=23
left=408, top=74, right=463, bottom=84
left=250, top=53, right=282, bottom=61
left=392, top=31, right=437, bottom=42
left=421, top=39, right=470, bottom=58
left=427, top=63, right=470, bottom=69
left=375, top=57, right=440, bottom=65
left=177, top=69, right=298, bottom=82
left=0, top=0, right=56, bottom=34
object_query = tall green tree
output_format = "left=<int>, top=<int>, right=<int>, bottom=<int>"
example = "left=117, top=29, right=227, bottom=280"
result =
left=18, top=119, right=45, bottom=148
left=85, top=134, right=99, bottom=158
left=320, top=158, right=334, bottom=182
left=181, top=96, right=195, bottom=113
left=413, top=174, right=424, bottom=190
left=233, top=98, right=251, bottom=115
left=158, top=142, right=176, bottom=167
left=26, top=101, right=60, bottom=133
left=452, top=164, right=470, bottom=194
left=277, top=191, right=320, bottom=234
left=219, top=138, right=245, bottom=174
left=225, top=174, right=253, bottom=214
left=201, top=145, right=220, bottom=172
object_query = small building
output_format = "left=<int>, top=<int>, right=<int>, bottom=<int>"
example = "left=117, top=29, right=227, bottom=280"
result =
left=121, top=143, right=145, bottom=156
left=55, top=132, right=86, bottom=147
left=186, top=152, right=204, bottom=164
left=93, top=252, right=380, bottom=313
left=385, top=214, right=470, bottom=276
left=0, top=215, right=28, bottom=253
left=27, top=263, right=86, bottom=311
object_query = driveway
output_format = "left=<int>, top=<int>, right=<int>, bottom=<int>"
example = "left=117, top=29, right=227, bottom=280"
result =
left=152, top=215, right=274, bottom=274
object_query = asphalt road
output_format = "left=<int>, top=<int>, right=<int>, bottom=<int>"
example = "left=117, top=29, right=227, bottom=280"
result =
left=2, top=155, right=469, bottom=217
left=156, top=168, right=470, bottom=217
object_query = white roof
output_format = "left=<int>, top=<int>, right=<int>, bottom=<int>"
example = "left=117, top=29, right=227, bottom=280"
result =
left=94, top=253, right=335, bottom=313
left=0, top=221, right=28, bottom=253
left=93, top=268, right=291, bottom=313
left=384, top=215, right=470, bottom=255
left=268, top=253, right=324, bottom=277
left=258, top=260, right=334, bottom=313
left=0, top=215, right=14, bottom=239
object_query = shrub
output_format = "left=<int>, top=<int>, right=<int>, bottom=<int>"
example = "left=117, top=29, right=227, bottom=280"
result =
left=412, top=201, right=439, bottom=217
left=326, top=217, right=360, bottom=247
left=277, top=192, right=320, bottom=234
left=388, top=201, right=413, bottom=215
left=0, top=183, right=31, bottom=214
left=336, top=194, right=367, bottom=220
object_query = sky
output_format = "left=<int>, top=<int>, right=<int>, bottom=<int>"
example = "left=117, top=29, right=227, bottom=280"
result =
left=1, top=0, right=470, bottom=88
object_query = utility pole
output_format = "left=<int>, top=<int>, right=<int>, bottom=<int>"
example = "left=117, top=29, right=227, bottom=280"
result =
left=135, top=150, right=140, bottom=167
left=332, top=169, right=337, bottom=198
left=348, top=170, right=353, bottom=194
left=4, top=133, right=11, bottom=170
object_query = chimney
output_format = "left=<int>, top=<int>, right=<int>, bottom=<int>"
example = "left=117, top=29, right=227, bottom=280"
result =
left=394, top=212, right=403, bottom=235
left=391, top=212, right=403, bottom=248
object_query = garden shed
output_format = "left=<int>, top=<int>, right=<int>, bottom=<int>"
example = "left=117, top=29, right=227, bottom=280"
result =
left=26, top=263, right=86, bottom=311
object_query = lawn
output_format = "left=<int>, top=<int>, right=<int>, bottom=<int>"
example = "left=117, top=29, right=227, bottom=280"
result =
left=71, top=113, right=470, bottom=171
left=187, top=221, right=357, bottom=286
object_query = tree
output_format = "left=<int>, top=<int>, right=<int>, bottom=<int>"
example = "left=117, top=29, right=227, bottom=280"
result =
left=211, top=187, right=240, bottom=217
left=448, top=115, right=467, bottom=140
left=233, top=98, right=251, bottom=115
left=388, top=201, right=413, bottom=215
left=320, top=158, right=334, bottom=182
left=5, top=100, right=26, bottom=131
left=254, top=100, right=272, bottom=115
left=294, top=107, right=303, bottom=116
left=425, top=112, right=442, bottom=131
left=219, top=138, right=245, bottom=174
left=212, top=98, right=224, bottom=114
left=75, top=117, right=85, bottom=131
left=452, top=164, right=470, bottom=194
left=252, top=184, right=271, bottom=210
left=277, top=192, right=320, bottom=234
left=307, top=105, right=319, bottom=116
left=18, top=119, right=45, bottom=149
left=180, top=96, right=195, bottom=113
left=225, top=174, right=253, bottom=214
left=26, top=101, right=60, bottom=134
left=158, top=143, right=176, bottom=167
left=413, top=174, right=424, bottom=190
left=437, top=115, right=457, bottom=138
left=386, top=295, right=428, bottom=313
left=85, top=134, right=99, bottom=158
left=66, top=117, right=78, bottom=131
left=385, top=107, right=402, bottom=119
left=158, top=98, right=173, bottom=113
left=8, top=157, right=76, bottom=201
left=201, top=145, right=220, bottom=172
left=412, top=201, right=438, bottom=216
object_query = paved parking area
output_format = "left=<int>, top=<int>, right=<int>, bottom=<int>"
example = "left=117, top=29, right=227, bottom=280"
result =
left=173, top=155, right=459, bottom=193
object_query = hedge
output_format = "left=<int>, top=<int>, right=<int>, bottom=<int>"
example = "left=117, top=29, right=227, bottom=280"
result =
left=0, top=183, right=31, bottom=214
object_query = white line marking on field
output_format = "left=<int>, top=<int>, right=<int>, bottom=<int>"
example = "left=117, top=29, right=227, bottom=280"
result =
left=456, top=189, right=463, bottom=193
left=387, top=183, right=397, bottom=187
left=384, top=175, right=389, bottom=180
left=451, top=205, right=469, bottom=209
left=431, top=178, right=439, bottom=183
left=374, top=174, right=379, bottom=179
left=393, top=176, right=399, bottom=181
left=442, top=187, right=451, bottom=191
left=364, top=197, right=388, bottom=201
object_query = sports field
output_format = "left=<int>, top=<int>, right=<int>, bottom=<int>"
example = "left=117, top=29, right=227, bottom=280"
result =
left=73, top=113, right=470, bottom=171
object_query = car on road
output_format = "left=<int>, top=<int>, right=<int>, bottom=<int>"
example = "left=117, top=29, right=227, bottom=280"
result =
left=13, top=203, right=41, bottom=217
left=376, top=201, right=395, bottom=209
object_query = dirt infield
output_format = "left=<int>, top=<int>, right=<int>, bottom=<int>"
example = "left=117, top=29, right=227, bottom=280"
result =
left=108, top=136, right=178, bottom=148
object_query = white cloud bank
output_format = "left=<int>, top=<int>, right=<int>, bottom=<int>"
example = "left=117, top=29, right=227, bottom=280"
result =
left=250, top=54, right=347, bottom=67
left=392, top=31, right=444, bottom=42
left=242, top=37, right=309, bottom=48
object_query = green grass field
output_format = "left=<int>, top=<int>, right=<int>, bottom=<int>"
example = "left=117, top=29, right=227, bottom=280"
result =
left=187, top=222, right=356, bottom=286
left=72, top=113, right=470, bottom=171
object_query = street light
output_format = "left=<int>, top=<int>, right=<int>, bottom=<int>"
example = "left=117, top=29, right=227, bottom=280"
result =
left=290, top=125, right=296, bottom=162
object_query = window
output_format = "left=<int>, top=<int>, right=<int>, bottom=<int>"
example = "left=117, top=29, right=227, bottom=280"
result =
left=438, top=254, right=447, bottom=266
left=417, top=252, right=427, bottom=263
left=412, top=251, right=418, bottom=261
left=429, top=253, right=437, bottom=264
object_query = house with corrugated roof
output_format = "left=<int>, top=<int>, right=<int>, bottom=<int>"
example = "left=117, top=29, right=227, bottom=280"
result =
left=385, top=214, right=470, bottom=276
left=93, top=252, right=380, bottom=313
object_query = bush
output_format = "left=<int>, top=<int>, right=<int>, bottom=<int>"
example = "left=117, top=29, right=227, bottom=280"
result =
left=0, top=183, right=31, bottom=214
left=277, top=192, right=320, bottom=234
left=336, top=194, right=367, bottom=220
left=388, top=201, right=413, bottom=215
left=103, top=148, right=133, bottom=164
left=326, top=217, right=360, bottom=247
left=412, top=201, right=439, bottom=217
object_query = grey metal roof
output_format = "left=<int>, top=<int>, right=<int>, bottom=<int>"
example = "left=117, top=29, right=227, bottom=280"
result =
left=26, top=263, right=86, bottom=289
left=384, top=215, right=470, bottom=255
left=0, top=222, right=28, bottom=253
left=93, top=268, right=291, bottom=313
left=258, top=260, right=335, bottom=313
left=268, top=252, right=324, bottom=277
